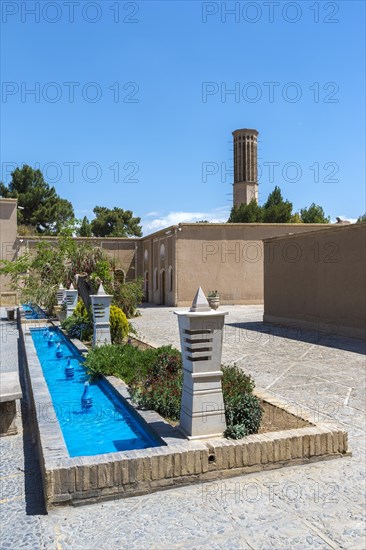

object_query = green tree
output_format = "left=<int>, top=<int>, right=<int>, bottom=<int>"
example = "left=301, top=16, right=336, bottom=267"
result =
left=290, top=212, right=303, bottom=223
left=228, top=199, right=263, bottom=223
left=300, top=203, right=330, bottom=223
left=0, top=236, right=114, bottom=313
left=262, top=186, right=293, bottom=223
left=78, top=216, right=92, bottom=237
left=90, top=206, right=142, bottom=237
left=0, top=165, right=74, bottom=234
left=356, top=213, right=366, bottom=223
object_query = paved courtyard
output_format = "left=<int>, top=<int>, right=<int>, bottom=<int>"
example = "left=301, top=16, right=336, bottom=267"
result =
left=0, top=305, right=365, bottom=549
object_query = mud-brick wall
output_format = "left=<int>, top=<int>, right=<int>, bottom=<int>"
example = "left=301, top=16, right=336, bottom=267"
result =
left=263, top=223, right=366, bottom=339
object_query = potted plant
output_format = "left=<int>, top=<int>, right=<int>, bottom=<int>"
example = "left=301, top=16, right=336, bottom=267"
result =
left=208, top=290, right=220, bottom=310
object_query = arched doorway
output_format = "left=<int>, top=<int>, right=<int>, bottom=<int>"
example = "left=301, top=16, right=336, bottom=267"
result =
left=160, top=270, right=166, bottom=305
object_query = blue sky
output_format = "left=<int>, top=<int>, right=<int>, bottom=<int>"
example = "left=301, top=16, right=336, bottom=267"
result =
left=1, top=0, right=365, bottom=234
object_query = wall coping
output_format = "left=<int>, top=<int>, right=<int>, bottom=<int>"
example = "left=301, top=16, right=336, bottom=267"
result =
left=263, top=222, right=364, bottom=242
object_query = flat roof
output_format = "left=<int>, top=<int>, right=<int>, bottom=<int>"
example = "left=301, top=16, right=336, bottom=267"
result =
left=263, top=222, right=362, bottom=242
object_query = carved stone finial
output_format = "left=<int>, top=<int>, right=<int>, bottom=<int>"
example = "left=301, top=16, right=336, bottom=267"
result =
left=97, top=282, right=106, bottom=296
left=189, top=287, right=211, bottom=312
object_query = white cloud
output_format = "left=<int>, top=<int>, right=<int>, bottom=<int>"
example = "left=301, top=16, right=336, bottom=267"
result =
left=142, top=206, right=230, bottom=234
left=145, top=211, right=161, bottom=218
left=330, top=215, right=357, bottom=224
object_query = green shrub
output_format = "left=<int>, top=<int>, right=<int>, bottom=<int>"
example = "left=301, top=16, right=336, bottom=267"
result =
left=74, top=299, right=91, bottom=321
left=133, top=370, right=182, bottom=420
left=61, top=299, right=93, bottom=341
left=113, top=278, right=144, bottom=318
left=85, top=344, right=262, bottom=436
left=147, top=346, right=182, bottom=378
left=110, top=305, right=129, bottom=343
left=224, top=393, right=263, bottom=439
left=222, top=365, right=262, bottom=439
left=130, top=346, right=183, bottom=420
left=61, top=314, right=92, bottom=341
left=85, top=343, right=159, bottom=384
left=221, top=364, right=255, bottom=398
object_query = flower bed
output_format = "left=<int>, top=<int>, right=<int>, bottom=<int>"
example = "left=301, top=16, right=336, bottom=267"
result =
left=85, top=343, right=263, bottom=439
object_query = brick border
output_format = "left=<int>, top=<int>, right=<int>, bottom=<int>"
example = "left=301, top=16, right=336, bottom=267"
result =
left=19, top=321, right=350, bottom=508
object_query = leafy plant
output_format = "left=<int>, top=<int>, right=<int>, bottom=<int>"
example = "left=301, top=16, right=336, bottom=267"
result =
left=85, top=343, right=160, bottom=384
left=74, top=299, right=91, bottom=320
left=224, top=393, right=263, bottom=439
left=222, top=365, right=262, bottom=439
left=0, top=235, right=115, bottom=314
left=61, top=314, right=93, bottom=341
left=113, top=278, right=144, bottom=318
left=221, top=365, right=255, bottom=397
left=129, top=346, right=183, bottom=420
left=133, top=370, right=182, bottom=420
left=208, top=290, right=219, bottom=298
left=110, top=305, right=129, bottom=343
left=84, top=344, right=263, bottom=437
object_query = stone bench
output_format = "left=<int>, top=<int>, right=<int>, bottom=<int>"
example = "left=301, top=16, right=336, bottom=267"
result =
left=0, top=372, right=22, bottom=436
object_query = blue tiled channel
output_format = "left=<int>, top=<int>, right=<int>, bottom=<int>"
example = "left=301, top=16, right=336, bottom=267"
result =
left=22, top=303, right=47, bottom=319
left=30, top=327, right=162, bottom=457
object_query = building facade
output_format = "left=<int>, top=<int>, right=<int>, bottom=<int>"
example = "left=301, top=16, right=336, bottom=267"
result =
left=0, top=201, right=333, bottom=307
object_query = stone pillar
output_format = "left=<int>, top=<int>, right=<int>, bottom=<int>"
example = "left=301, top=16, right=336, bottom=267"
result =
left=90, top=283, right=113, bottom=347
left=175, top=288, right=228, bottom=439
left=64, top=284, right=78, bottom=318
left=56, top=283, right=65, bottom=305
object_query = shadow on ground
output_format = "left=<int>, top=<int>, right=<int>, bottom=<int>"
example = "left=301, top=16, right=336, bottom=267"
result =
left=225, top=321, right=366, bottom=355
left=17, top=336, right=47, bottom=516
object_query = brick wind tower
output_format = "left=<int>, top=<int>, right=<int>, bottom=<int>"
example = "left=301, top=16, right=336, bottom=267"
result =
left=232, top=128, right=259, bottom=207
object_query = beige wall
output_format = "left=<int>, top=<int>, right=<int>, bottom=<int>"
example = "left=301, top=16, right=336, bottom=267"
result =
left=174, top=223, right=333, bottom=306
left=263, top=223, right=366, bottom=339
left=140, top=228, right=177, bottom=306
left=0, top=199, right=18, bottom=305
left=0, top=195, right=339, bottom=309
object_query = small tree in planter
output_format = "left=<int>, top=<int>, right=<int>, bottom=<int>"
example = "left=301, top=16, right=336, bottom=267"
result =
left=208, top=290, right=220, bottom=310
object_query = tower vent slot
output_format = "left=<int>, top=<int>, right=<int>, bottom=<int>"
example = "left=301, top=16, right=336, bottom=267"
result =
left=185, top=347, right=212, bottom=354
left=184, top=329, right=212, bottom=335
left=186, top=356, right=211, bottom=362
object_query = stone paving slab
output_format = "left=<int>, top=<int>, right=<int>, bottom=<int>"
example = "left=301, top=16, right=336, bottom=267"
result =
left=0, top=305, right=365, bottom=549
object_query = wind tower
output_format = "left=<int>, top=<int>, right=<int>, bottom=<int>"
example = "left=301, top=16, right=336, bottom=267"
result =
left=232, top=128, right=259, bottom=207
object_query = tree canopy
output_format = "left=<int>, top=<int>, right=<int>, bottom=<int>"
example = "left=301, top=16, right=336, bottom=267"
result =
left=228, top=199, right=263, bottom=223
left=262, top=186, right=293, bottom=223
left=228, top=186, right=330, bottom=224
left=90, top=206, right=142, bottom=237
left=0, top=235, right=143, bottom=317
left=0, top=165, right=74, bottom=234
left=78, top=216, right=92, bottom=237
left=300, top=203, right=330, bottom=223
